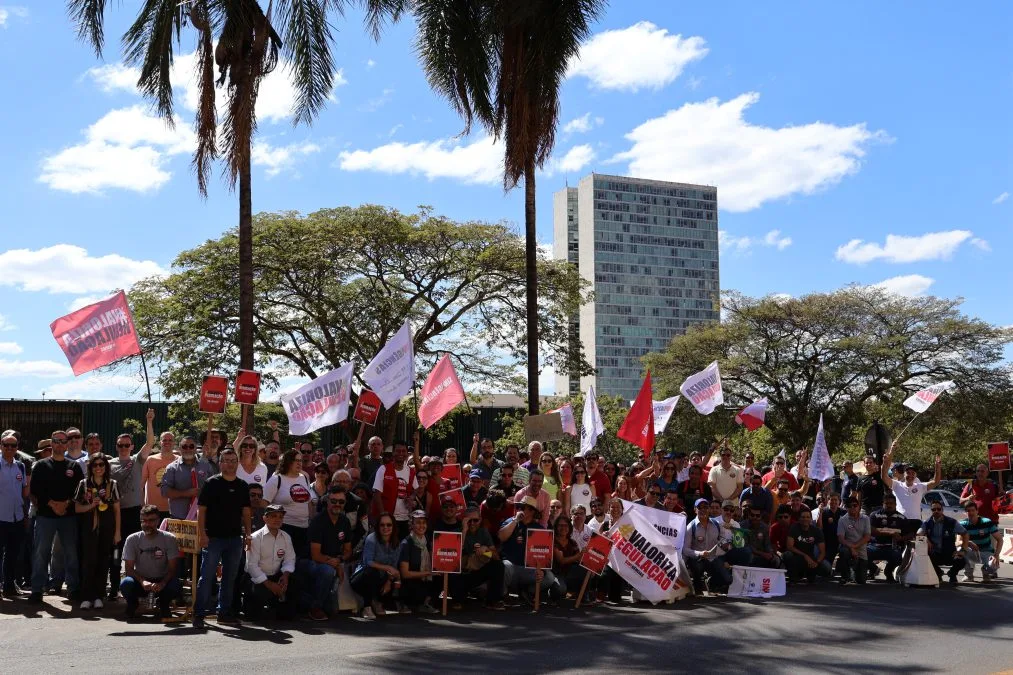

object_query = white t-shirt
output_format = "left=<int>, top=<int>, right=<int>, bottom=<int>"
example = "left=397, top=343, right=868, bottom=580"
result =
left=372, top=464, right=416, bottom=521
left=236, top=462, right=268, bottom=488
left=587, top=516, right=608, bottom=534
left=572, top=523, right=592, bottom=550
left=891, top=479, right=927, bottom=518
left=264, top=473, right=314, bottom=528
left=708, top=463, right=743, bottom=500
left=570, top=482, right=594, bottom=513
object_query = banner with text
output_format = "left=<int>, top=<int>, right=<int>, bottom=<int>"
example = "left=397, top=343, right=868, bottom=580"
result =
left=363, top=320, right=415, bottom=409
left=433, top=531, right=463, bottom=574
left=680, top=361, right=724, bottom=415
left=580, top=532, right=614, bottom=576
left=525, top=529, right=554, bottom=570
left=281, top=362, right=354, bottom=435
left=418, top=355, right=466, bottom=429
left=353, top=389, right=382, bottom=426
left=620, top=499, right=686, bottom=552
left=199, top=375, right=229, bottom=414
left=50, top=291, right=142, bottom=376
left=606, top=506, right=689, bottom=604
left=652, top=395, right=680, bottom=435
left=234, top=369, right=262, bottom=405
left=903, top=380, right=956, bottom=414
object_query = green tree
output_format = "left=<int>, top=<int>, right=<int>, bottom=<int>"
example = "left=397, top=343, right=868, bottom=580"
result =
left=68, top=0, right=384, bottom=375
left=644, top=287, right=1013, bottom=461
left=127, top=205, right=592, bottom=441
left=409, top=0, right=608, bottom=415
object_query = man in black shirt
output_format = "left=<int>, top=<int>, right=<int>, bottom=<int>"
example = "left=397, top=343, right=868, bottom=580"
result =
left=193, top=448, right=251, bottom=630
left=302, top=486, right=352, bottom=621
left=867, top=493, right=910, bottom=582
left=429, top=497, right=463, bottom=542
left=855, top=455, right=885, bottom=514
left=29, top=430, right=84, bottom=603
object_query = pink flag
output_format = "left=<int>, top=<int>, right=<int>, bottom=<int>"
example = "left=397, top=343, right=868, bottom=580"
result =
left=50, top=291, right=142, bottom=376
left=418, top=355, right=466, bottom=429
left=735, top=398, right=768, bottom=431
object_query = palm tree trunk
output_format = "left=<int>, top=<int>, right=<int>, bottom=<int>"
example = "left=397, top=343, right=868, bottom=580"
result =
left=238, top=148, right=254, bottom=371
left=524, top=158, right=539, bottom=415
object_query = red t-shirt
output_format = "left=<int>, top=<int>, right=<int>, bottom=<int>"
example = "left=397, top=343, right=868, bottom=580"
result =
left=961, top=480, right=998, bottom=520
left=589, top=470, right=612, bottom=501
left=762, top=471, right=800, bottom=491
left=481, top=501, right=516, bottom=538
left=769, top=521, right=790, bottom=553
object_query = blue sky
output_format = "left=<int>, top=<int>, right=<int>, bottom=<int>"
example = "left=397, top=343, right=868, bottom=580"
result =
left=0, top=2, right=1010, bottom=401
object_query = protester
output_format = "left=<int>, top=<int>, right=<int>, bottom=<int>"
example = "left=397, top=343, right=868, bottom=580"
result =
left=371, top=440, right=417, bottom=540
left=161, top=437, right=213, bottom=520
left=551, top=516, right=585, bottom=604
left=73, top=454, right=121, bottom=609
left=351, top=512, right=400, bottom=619
left=837, top=498, right=871, bottom=585
left=142, top=431, right=177, bottom=520
left=740, top=472, right=773, bottom=519
left=567, top=466, right=596, bottom=516
left=585, top=453, right=612, bottom=510
left=960, top=464, right=1000, bottom=521
left=634, top=484, right=665, bottom=511
left=264, top=449, right=315, bottom=558
left=303, top=486, right=353, bottom=621
left=676, top=465, right=713, bottom=521
left=65, top=428, right=86, bottom=466
left=570, top=505, right=592, bottom=550
left=494, top=464, right=521, bottom=499
left=0, top=431, right=28, bottom=598
left=867, top=493, right=910, bottom=582
left=708, top=444, right=743, bottom=503
left=499, top=496, right=559, bottom=606
left=120, top=505, right=181, bottom=620
left=763, top=456, right=800, bottom=491
left=359, top=436, right=386, bottom=488
left=513, top=469, right=551, bottom=527
left=243, top=504, right=297, bottom=620
left=919, top=498, right=969, bottom=585
left=462, top=469, right=488, bottom=509
left=397, top=510, right=441, bottom=614
left=491, top=445, right=529, bottom=488
left=684, top=499, right=731, bottom=594
left=237, top=435, right=268, bottom=487
left=612, top=475, right=633, bottom=502
left=311, top=462, right=331, bottom=503
left=855, top=455, right=885, bottom=514
left=744, top=506, right=781, bottom=570
left=193, top=448, right=251, bottom=630
left=881, top=445, right=941, bottom=520
left=458, top=506, right=505, bottom=610
left=108, top=413, right=154, bottom=600
left=536, top=452, right=563, bottom=501
left=587, top=498, right=607, bottom=533
left=784, top=509, right=830, bottom=583
left=960, top=502, right=1002, bottom=582
left=820, top=493, right=846, bottom=568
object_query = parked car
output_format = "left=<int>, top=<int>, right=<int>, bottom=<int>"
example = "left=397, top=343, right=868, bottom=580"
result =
left=936, top=479, right=969, bottom=497
left=919, top=489, right=965, bottom=521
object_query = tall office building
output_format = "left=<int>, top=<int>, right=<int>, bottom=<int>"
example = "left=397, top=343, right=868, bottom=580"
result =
left=553, top=173, right=720, bottom=401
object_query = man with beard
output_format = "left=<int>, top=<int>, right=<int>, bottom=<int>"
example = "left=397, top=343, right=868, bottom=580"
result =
left=120, top=505, right=181, bottom=619
left=161, top=437, right=214, bottom=520
left=107, top=409, right=155, bottom=600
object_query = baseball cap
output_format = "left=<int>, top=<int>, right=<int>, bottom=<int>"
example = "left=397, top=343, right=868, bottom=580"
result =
left=264, top=504, right=286, bottom=514
left=410, top=509, right=428, bottom=521
left=694, top=498, right=710, bottom=508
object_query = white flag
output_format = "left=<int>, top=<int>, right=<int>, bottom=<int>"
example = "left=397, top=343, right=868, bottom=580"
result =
left=903, top=380, right=956, bottom=414
left=549, top=403, right=578, bottom=436
left=621, top=499, right=686, bottom=551
left=362, top=320, right=415, bottom=409
left=652, top=396, right=680, bottom=435
left=679, top=361, right=724, bottom=415
left=605, top=506, right=690, bottom=604
left=807, top=414, right=834, bottom=482
left=578, top=386, right=604, bottom=457
left=281, top=362, right=354, bottom=436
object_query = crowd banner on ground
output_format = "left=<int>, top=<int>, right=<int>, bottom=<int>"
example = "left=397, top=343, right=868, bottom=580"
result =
left=548, top=403, right=578, bottom=436
left=680, top=361, right=724, bottom=415
left=418, top=354, right=466, bottom=429
left=199, top=375, right=229, bottom=414
left=281, top=362, right=354, bottom=435
left=578, top=385, right=605, bottom=457
left=987, top=441, right=1010, bottom=472
left=579, top=532, right=614, bottom=576
left=432, top=532, right=463, bottom=574
left=620, top=499, right=686, bottom=552
left=735, top=397, right=768, bottom=431
left=807, top=414, right=835, bottom=481
left=606, top=506, right=688, bottom=604
left=652, top=395, right=680, bottom=435
left=727, top=565, right=787, bottom=599
left=618, top=371, right=655, bottom=458
left=363, top=320, right=415, bottom=409
left=234, top=369, right=262, bottom=405
left=902, top=380, right=956, bottom=413
left=50, top=291, right=142, bottom=376
left=352, top=389, right=382, bottom=426
left=524, top=413, right=566, bottom=443
left=524, top=529, right=554, bottom=570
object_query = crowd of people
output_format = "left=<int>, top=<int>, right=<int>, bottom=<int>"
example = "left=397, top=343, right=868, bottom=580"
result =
left=0, top=412, right=1006, bottom=628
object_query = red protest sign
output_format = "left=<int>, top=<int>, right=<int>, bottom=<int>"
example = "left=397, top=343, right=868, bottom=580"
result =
left=988, top=442, right=1011, bottom=472
left=441, top=464, right=463, bottom=490
left=439, top=488, right=466, bottom=511
left=432, top=531, right=463, bottom=574
left=234, top=369, right=262, bottom=405
left=353, top=389, right=382, bottom=425
left=50, top=291, right=142, bottom=376
left=199, top=375, right=229, bottom=414
left=579, top=532, right=614, bottom=576
left=524, top=528, right=554, bottom=569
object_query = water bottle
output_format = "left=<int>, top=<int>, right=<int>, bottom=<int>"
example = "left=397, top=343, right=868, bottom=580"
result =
left=145, top=591, right=156, bottom=611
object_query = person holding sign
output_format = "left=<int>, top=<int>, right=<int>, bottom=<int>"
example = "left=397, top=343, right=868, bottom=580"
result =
left=73, top=455, right=121, bottom=609
left=960, top=464, right=1000, bottom=522
left=551, top=516, right=585, bottom=604
left=350, top=513, right=401, bottom=620
left=120, top=505, right=181, bottom=619
left=498, top=496, right=559, bottom=606
left=457, top=507, right=505, bottom=610
left=396, top=510, right=441, bottom=615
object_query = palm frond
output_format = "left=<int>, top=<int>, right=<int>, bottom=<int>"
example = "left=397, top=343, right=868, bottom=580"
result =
left=191, top=0, right=219, bottom=197
left=123, top=0, right=185, bottom=121
left=274, top=0, right=340, bottom=125
left=362, top=0, right=409, bottom=40
left=66, top=0, right=111, bottom=56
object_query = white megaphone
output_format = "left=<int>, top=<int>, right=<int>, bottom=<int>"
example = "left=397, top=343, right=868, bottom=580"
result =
left=900, top=535, right=939, bottom=587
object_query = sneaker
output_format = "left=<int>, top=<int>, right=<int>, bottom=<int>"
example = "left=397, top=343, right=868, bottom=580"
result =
left=417, top=602, right=440, bottom=615
left=79, top=601, right=92, bottom=610
left=371, top=600, right=386, bottom=617
left=93, top=599, right=104, bottom=609
left=362, top=606, right=376, bottom=620
left=307, top=608, right=328, bottom=622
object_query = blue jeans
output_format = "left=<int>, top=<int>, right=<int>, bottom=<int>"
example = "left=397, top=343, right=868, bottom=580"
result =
left=195, top=537, right=243, bottom=617
left=32, top=516, right=78, bottom=594
left=120, top=575, right=182, bottom=611
left=296, top=559, right=336, bottom=610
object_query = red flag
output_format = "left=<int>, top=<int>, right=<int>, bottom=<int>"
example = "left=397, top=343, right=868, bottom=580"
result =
left=618, top=371, right=655, bottom=459
left=734, top=397, right=768, bottom=431
left=50, top=291, right=142, bottom=376
left=418, top=355, right=466, bottom=429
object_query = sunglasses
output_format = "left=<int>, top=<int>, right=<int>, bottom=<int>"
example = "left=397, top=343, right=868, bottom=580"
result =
left=502, top=473, right=513, bottom=478
left=116, top=442, right=132, bottom=448
left=240, top=443, right=256, bottom=449
left=550, top=505, right=562, bottom=510
left=93, top=463, right=108, bottom=469
left=465, top=518, right=479, bottom=524
left=181, top=444, right=195, bottom=450
left=329, top=500, right=346, bottom=506
left=52, top=439, right=68, bottom=444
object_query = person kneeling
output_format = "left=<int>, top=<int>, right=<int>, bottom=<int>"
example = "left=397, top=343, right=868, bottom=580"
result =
left=397, top=510, right=441, bottom=614
left=499, top=496, right=560, bottom=606
left=120, top=505, right=182, bottom=620
left=244, top=504, right=298, bottom=620
left=684, top=498, right=731, bottom=594
left=299, top=487, right=352, bottom=621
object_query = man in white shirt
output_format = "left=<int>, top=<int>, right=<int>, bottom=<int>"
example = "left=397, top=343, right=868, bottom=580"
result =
left=708, top=445, right=743, bottom=503
left=586, top=498, right=608, bottom=533
left=243, top=504, right=297, bottom=620
left=570, top=505, right=592, bottom=550
left=880, top=445, right=941, bottom=519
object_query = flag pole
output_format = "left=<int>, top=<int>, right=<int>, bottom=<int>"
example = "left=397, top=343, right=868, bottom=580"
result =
left=139, top=351, right=153, bottom=403
left=893, top=412, right=921, bottom=445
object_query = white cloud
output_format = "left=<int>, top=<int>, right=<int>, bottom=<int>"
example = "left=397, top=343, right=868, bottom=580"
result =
left=0, top=342, right=22, bottom=355
left=0, top=6, right=28, bottom=27
left=388, top=123, right=403, bottom=138
left=539, top=364, right=556, bottom=396
left=835, top=230, right=974, bottom=264
left=67, top=296, right=104, bottom=312
left=569, top=22, right=707, bottom=91
left=993, top=191, right=1009, bottom=204
left=0, top=313, right=15, bottom=331
left=546, top=144, right=595, bottom=175
left=86, top=63, right=138, bottom=92
left=970, top=237, right=991, bottom=252
left=611, top=93, right=887, bottom=212
left=339, top=134, right=502, bottom=185
left=687, top=76, right=704, bottom=91
left=42, top=373, right=146, bottom=400
left=873, top=274, right=935, bottom=297
left=562, top=113, right=603, bottom=134
left=0, top=360, right=72, bottom=378
left=763, top=229, right=792, bottom=250
left=40, top=106, right=194, bottom=194
left=0, top=245, right=164, bottom=294
left=252, top=140, right=320, bottom=177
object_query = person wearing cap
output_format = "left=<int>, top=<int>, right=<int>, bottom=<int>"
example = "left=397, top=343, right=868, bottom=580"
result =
left=397, top=509, right=441, bottom=614
left=512, top=469, right=551, bottom=527
left=716, top=499, right=750, bottom=566
left=429, top=496, right=463, bottom=539
left=498, top=495, right=559, bottom=605
left=462, top=468, right=488, bottom=509
left=301, top=486, right=353, bottom=621
left=684, top=498, right=730, bottom=594
left=243, top=504, right=297, bottom=620
left=0, top=430, right=29, bottom=598
left=881, top=444, right=941, bottom=520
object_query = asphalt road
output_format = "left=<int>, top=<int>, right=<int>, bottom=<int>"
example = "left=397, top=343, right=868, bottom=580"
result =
left=2, top=562, right=1012, bottom=675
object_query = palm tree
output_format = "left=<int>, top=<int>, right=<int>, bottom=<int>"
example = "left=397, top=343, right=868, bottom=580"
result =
left=411, top=0, right=606, bottom=414
left=67, top=0, right=391, bottom=372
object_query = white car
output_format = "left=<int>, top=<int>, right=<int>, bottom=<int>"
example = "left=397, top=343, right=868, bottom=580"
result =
left=919, top=489, right=965, bottom=522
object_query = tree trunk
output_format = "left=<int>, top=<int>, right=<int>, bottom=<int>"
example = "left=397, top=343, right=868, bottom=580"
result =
left=525, top=159, right=539, bottom=416
left=238, top=148, right=254, bottom=371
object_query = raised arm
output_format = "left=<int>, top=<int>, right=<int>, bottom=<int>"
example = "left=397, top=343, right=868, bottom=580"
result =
left=925, top=456, right=942, bottom=490
left=469, top=434, right=480, bottom=464
left=139, top=408, right=155, bottom=460
left=880, top=448, right=893, bottom=489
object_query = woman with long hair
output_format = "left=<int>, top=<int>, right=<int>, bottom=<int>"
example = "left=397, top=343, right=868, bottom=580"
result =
left=538, top=452, right=562, bottom=499
left=263, top=449, right=314, bottom=558
left=236, top=435, right=267, bottom=488
left=396, top=510, right=440, bottom=614
left=655, top=460, right=680, bottom=493
left=74, top=454, right=121, bottom=610
left=351, top=512, right=401, bottom=619
left=310, top=462, right=331, bottom=504
left=410, top=469, right=433, bottom=515
left=568, top=466, right=597, bottom=516
left=603, top=462, right=619, bottom=492
left=552, top=516, right=589, bottom=605
left=612, top=475, right=633, bottom=502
